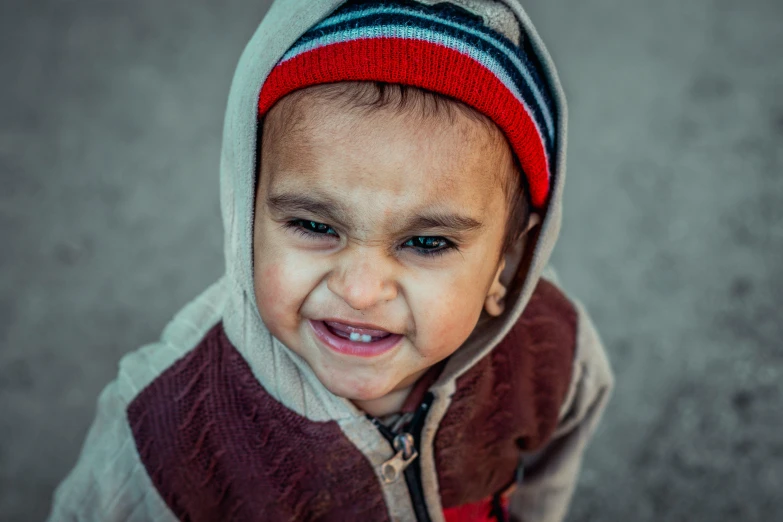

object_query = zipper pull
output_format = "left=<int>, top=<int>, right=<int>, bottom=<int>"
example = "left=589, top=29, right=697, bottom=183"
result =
left=381, top=433, right=418, bottom=484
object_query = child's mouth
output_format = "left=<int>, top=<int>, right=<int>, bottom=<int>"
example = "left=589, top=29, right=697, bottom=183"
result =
left=309, top=320, right=403, bottom=357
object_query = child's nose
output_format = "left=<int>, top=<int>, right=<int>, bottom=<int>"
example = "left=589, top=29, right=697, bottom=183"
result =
left=326, top=249, right=398, bottom=311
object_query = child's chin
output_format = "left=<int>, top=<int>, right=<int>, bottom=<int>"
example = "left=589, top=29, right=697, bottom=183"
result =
left=320, top=372, right=392, bottom=403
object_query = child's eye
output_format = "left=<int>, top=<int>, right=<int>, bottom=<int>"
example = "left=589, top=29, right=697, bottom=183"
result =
left=402, top=236, right=456, bottom=257
left=287, top=219, right=338, bottom=237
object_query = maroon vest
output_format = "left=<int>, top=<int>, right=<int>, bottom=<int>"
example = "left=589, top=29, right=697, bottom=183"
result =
left=127, top=279, right=576, bottom=521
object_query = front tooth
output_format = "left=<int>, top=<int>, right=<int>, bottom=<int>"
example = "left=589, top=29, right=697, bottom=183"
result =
left=360, top=334, right=372, bottom=343
left=349, top=332, right=361, bottom=342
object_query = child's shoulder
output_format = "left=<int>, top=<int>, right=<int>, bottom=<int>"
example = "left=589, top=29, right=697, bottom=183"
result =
left=47, top=280, right=229, bottom=522
left=115, top=278, right=229, bottom=405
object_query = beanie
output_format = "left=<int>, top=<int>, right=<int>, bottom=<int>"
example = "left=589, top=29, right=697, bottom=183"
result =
left=258, top=0, right=557, bottom=208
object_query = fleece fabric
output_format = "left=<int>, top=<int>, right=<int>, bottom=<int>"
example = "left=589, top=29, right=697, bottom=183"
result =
left=47, top=1, right=614, bottom=521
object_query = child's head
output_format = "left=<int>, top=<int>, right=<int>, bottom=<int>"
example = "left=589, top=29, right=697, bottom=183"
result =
left=249, top=0, right=556, bottom=413
left=252, top=81, right=539, bottom=410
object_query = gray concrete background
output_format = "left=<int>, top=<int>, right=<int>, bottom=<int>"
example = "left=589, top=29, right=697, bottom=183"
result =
left=1, top=0, right=781, bottom=520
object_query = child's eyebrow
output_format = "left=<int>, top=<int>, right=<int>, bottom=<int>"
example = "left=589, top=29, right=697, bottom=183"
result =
left=400, top=213, right=484, bottom=234
left=266, top=192, right=483, bottom=234
left=266, top=192, right=352, bottom=228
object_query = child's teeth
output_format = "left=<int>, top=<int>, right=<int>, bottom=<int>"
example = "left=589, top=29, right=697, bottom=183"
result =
left=347, top=332, right=375, bottom=343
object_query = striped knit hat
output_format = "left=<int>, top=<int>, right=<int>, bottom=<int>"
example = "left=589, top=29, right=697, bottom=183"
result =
left=258, top=0, right=557, bottom=208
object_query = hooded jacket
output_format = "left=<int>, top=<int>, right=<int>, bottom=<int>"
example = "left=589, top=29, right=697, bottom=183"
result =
left=48, top=1, right=613, bottom=521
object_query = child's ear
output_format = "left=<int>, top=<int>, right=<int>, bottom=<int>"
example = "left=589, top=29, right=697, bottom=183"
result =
left=485, top=212, right=542, bottom=317
left=484, top=258, right=507, bottom=317
left=523, top=211, right=541, bottom=235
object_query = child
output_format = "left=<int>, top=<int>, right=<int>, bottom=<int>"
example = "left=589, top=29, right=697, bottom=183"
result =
left=48, top=1, right=613, bottom=521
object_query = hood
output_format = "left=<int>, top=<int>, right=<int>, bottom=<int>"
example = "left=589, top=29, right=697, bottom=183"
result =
left=219, top=0, right=568, bottom=420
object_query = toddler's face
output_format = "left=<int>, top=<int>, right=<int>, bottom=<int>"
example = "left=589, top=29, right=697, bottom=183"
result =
left=253, top=92, right=513, bottom=411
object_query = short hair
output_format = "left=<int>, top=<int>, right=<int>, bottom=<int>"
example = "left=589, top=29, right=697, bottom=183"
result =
left=257, top=81, right=532, bottom=255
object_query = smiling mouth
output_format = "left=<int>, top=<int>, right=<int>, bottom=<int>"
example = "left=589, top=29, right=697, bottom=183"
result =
left=309, top=320, right=403, bottom=357
left=324, top=320, right=392, bottom=342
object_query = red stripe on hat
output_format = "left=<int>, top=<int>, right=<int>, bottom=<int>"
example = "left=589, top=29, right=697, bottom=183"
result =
left=258, top=38, right=550, bottom=207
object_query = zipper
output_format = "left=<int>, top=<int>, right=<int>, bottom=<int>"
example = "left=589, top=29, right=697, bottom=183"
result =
left=369, top=392, right=435, bottom=522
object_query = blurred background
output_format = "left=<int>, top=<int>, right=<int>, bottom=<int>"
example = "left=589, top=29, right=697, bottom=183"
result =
left=1, top=0, right=781, bottom=520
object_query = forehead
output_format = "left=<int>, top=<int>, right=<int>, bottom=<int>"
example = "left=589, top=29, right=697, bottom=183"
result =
left=260, top=91, right=511, bottom=223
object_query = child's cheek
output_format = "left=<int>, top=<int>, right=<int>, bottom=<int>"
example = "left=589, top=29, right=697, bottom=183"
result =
left=255, top=262, right=298, bottom=331
left=416, top=286, right=482, bottom=358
